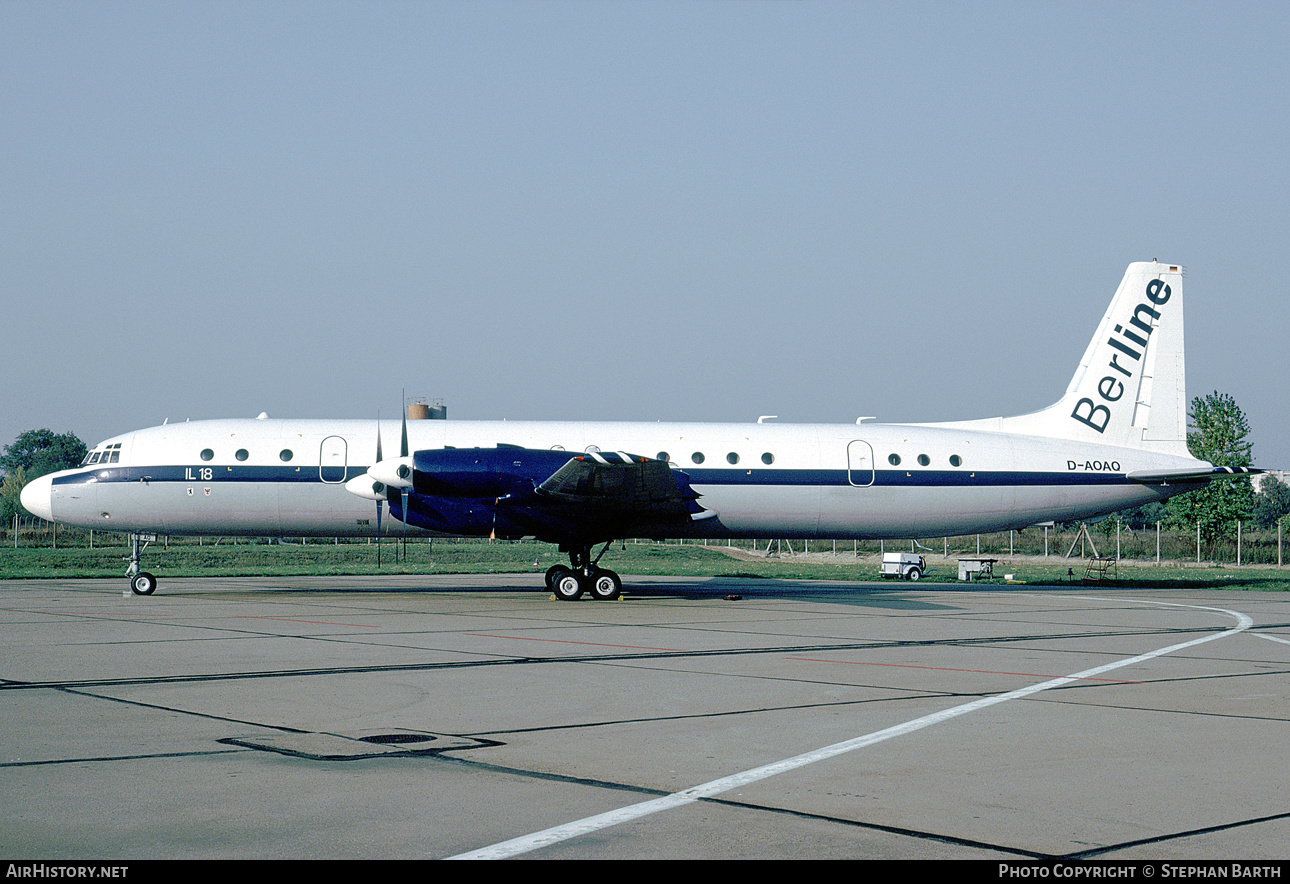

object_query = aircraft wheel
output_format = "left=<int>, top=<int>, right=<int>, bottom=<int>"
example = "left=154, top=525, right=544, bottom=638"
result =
left=131, top=572, right=158, bottom=595
left=545, top=565, right=568, bottom=590
left=906, top=568, right=922, bottom=582
left=589, top=569, right=622, bottom=601
left=553, top=571, right=584, bottom=601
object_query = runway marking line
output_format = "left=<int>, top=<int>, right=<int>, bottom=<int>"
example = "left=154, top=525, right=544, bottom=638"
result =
left=233, top=616, right=382, bottom=628
left=22, top=612, right=381, bottom=628
left=786, top=657, right=1141, bottom=683
left=464, top=633, right=683, bottom=652
left=30, top=611, right=175, bottom=617
left=1255, top=632, right=1290, bottom=646
left=449, top=598, right=1253, bottom=860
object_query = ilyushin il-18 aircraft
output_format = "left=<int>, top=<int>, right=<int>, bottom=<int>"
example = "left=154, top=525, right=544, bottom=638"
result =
left=23, top=261, right=1258, bottom=599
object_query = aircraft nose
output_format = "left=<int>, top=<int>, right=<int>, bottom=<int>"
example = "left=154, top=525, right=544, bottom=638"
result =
left=20, top=473, right=55, bottom=522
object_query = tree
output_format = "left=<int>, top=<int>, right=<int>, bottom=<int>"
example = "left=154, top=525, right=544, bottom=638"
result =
left=1252, top=475, right=1290, bottom=530
left=1117, top=501, right=1169, bottom=531
left=0, top=467, right=26, bottom=529
left=1166, top=391, right=1255, bottom=542
left=0, top=429, right=87, bottom=525
left=0, top=429, right=87, bottom=480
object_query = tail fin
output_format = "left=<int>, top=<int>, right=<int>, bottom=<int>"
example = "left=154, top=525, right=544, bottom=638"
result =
left=949, top=262, right=1191, bottom=455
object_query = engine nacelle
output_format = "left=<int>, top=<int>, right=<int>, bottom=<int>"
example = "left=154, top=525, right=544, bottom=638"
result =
left=411, top=447, right=571, bottom=498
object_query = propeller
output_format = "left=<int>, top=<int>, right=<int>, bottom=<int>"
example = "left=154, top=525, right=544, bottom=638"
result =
left=374, top=413, right=384, bottom=567
left=344, top=392, right=415, bottom=563
left=399, top=392, right=409, bottom=561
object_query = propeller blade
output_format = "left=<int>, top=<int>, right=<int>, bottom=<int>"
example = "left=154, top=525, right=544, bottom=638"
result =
left=400, top=487, right=409, bottom=562
left=400, top=393, right=409, bottom=563
left=401, top=389, right=409, bottom=458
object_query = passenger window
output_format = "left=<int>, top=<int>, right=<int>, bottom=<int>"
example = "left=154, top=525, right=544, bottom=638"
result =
left=950, top=455, right=962, bottom=467
left=691, top=452, right=705, bottom=464
left=888, top=454, right=901, bottom=466
left=200, top=449, right=214, bottom=461
left=917, top=454, right=930, bottom=466
left=657, top=452, right=669, bottom=463
left=235, top=449, right=249, bottom=462
left=726, top=452, right=739, bottom=465
left=280, top=449, right=293, bottom=462
left=761, top=452, right=774, bottom=465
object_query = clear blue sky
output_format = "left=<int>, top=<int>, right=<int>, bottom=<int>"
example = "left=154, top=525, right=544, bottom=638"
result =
left=3, top=2, right=1286, bottom=467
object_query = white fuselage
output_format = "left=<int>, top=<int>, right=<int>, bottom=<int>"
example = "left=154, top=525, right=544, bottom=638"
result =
left=32, top=416, right=1202, bottom=540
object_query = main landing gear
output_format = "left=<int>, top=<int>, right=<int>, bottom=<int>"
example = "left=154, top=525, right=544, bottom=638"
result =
left=126, top=534, right=157, bottom=595
left=544, top=542, right=622, bottom=601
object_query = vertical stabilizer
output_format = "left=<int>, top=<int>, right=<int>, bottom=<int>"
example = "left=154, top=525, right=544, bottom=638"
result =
left=984, top=262, right=1191, bottom=455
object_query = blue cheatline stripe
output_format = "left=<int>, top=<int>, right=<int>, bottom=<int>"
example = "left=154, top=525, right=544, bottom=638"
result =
left=685, top=468, right=1134, bottom=487
left=52, top=465, right=1141, bottom=489
left=50, top=465, right=375, bottom=485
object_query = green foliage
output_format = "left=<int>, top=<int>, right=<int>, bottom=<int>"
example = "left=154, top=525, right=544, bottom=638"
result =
left=1253, top=475, right=1290, bottom=530
left=1186, top=391, right=1254, bottom=466
left=1, top=429, right=88, bottom=527
left=1116, top=501, right=1169, bottom=530
left=1, top=429, right=87, bottom=479
left=0, top=467, right=26, bottom=527
left=1166, top=391, right=1254, bottom=541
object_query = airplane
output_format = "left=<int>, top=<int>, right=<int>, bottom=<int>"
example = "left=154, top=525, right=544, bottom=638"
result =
left=21, top=261, right=1258, bottom=600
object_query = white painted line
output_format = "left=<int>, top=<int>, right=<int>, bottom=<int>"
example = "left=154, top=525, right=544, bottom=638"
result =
left=1255, top=632, right=1290, bottom=646
left=447, top=599, right=1252, bottom=860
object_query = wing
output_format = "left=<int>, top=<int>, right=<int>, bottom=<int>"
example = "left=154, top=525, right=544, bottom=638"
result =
left=377, top=446, right=714, bottom=544
left=537, top=450, right=702, bottom=514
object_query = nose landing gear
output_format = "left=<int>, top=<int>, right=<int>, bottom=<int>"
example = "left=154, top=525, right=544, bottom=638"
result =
left=126, top=534, right=158, bottom=595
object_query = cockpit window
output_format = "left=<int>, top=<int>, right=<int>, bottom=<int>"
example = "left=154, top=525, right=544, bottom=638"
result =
left=83, top=443, right=121, bottom=466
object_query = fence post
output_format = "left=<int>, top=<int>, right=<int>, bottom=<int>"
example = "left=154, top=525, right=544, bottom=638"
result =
left=1197, top=521, right=1201, bottom=565
left=1237, top=520, right=1242, bottom=567
left=1156, top=521, right=1160, bottom=565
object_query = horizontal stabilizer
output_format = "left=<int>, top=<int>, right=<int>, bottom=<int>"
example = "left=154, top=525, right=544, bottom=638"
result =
left=1125, top=466, right=1261, bottom=484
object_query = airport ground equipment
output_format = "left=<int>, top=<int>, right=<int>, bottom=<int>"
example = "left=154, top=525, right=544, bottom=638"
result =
left=881, top=552, right=927, bottom=581
left=1083, top=556, right=1118, bottom=582
left=958, top=558, right=998, bottom=581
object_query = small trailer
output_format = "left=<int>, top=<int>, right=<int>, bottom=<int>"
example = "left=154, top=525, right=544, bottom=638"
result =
left=880, top=552, right=927, bottom=581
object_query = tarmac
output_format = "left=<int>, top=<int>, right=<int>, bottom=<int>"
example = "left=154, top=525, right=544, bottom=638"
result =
left=1, top=573, right=1288, bottom=860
